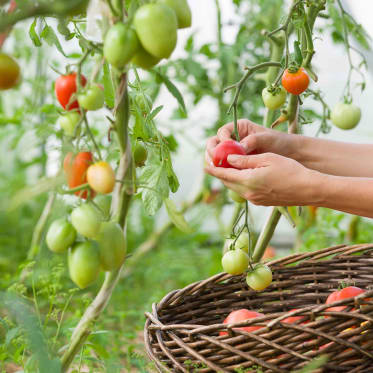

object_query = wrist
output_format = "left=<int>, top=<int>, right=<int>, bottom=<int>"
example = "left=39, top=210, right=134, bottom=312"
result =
left=286, top=133, right=305, bottom=162
left=303, top=169, right=330, bottom=207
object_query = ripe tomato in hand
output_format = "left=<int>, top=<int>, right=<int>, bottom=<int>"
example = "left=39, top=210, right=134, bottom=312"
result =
left=46, top=218, right=77, bottom=253
left=213, top=140, right=246, bottom=168
left=222, top=249, right=249, bottom=275
left=282, top=67, right=309, bottom=95
left=55, top=72, right=87, bottom=110
left=0, top=53, right=20, bottom=90
left=246, top=264, right=272, bottom=291
left=71, top=203, right=102, bottom=239
left=220, top=309, right=264, bottom=336
left=64, top=152, right=95, bottom=199
left=331, top=103, right=361, bottom=130
left=87, top=161, right=116, bottom=194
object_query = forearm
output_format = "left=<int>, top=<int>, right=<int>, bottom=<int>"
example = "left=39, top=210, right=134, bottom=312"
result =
left=313, top=171, right=373, bottom=218
left=291, top=135, right=373, bottom=177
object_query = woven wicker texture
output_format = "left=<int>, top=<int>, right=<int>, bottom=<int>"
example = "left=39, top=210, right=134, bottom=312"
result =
left=144, top=244, right=373, bottom=372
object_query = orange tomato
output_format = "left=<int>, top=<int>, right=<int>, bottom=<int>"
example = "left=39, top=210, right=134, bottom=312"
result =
left=87, top=161, right=116, bottom=194
left=281, top=67, right=309, bottom=95
left=64, top=152, right=95, bottom=199
left=263, top=246, right=276, bottom=261
left=220, top=309, right=264, bottom=336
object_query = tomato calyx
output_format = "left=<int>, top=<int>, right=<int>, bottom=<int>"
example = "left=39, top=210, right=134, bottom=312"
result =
left=286, top=61, right=301, bottom=74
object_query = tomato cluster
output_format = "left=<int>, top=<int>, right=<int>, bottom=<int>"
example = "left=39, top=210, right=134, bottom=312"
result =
left=46, top=201, right=127, bottom=289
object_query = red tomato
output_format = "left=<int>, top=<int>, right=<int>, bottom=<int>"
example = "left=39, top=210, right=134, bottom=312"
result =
left=325, top=289, right=344, bottom=312
left=283, top=309, right=305, bottom=324
left=213, top=140, right=246, bottom=168
left=220, top=309, right=264, bottom=336
left=64, top=151, right=95, bottom=199
left=338, top=286, right=365, bottom=300
left=55, top=73, right=87, bottom=110
left=281, top=67, right=309, bottom=95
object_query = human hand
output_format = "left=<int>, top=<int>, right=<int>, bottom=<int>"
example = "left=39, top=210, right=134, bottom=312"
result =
left=205, top=152, right=320, bottom=207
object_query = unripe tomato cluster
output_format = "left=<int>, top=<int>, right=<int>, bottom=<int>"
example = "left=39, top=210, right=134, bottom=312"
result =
left=46, top=201, right=127, bottom=289
left=220, top=285, right=368, bottom=338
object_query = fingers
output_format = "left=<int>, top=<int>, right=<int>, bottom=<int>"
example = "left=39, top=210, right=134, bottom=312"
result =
left=204, top=164, right=246, bottom=184
left=227, top=153, right=273, bottom=170
left=217, top=119, right=260, bottom=142
left=206, top=136, right=219, bottom=161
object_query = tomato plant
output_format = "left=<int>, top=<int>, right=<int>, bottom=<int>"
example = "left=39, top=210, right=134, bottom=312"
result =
left=220, top=309, right=264, bottom=336
left=55, top=72, right=87, bottom=110
left=213, top=140, right=246, bottom=168
left=71, top=203, right=102, bottom=239
left=57, top=112, right=81, bottom=137
left=221, top=249, right=249, bottom=275
left=228, top=189, right=246, bottom=203
left=133, top=142, right=148, bottom=167
left=134, top=3, right=178, bottom=59
left=87, top=161, right=116, bottom=194
left=246, top=264, right=272, bottom=291
left=46, top=218, right=77, bottom=253
left=281, top=67, right=309, bottom=95
left=135, top=93, right=152, bottom=113
left=68, top=241, right=101, bottom=289
left=158, top=0, right=192, bottom=29
left=64, top=151, right=95, bottom=199
left=331, top=102, right=361, bottom=130
left=94, top=222, right=126, bottom=271
left=262, top=86, right=286, bottom=110
left=104, top=23, right=139, bottom=68
left=78, top=84, right=105, bottom=111
left=0, top=52, right=20, bottom=90
left=234, top=231, right=249, bottom=252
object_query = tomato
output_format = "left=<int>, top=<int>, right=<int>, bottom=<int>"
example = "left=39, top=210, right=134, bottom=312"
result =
left=132, top=43, right=161, bottom=70
left=133, top=143, right=148, bottom=167
left=0, top=53, right=20, bottom=90
left=221, top=249, right=249, bottom=275
left=282, top=309, right=305, bottom=324
left=262, top=86, right=287, bottom=110
left=263, top=246, right=276, bottom=261
left=158, top=0, right=192, bottom=29
left=234, top=232, right=249, bottom=253
left=68, top=241, right=101, bottom=289
left=223, top=238, right=235, bottom=254
left=281, top=67, right=309, bottom=95
left=55, top=73, right=87, bottom=110
left=94, top=222, right=126, bottom=271
left=338, top=286, right=365, bottom=300
left=212, top=140, right=246, bottom=168
left=71, top=203, right=102, bottom=239
left=134, top=4, right=178, bottom=59
left=246, top=264, right=272, bottom=291
left=87, top=161, right=115, bottom=194
left=135, top=93, right=152, bottom=113
left=57, top=112, right=81, bottom=137
left=94, top=195, right=112, bottom=219
left=325, top=289, right=343, bottom=312
left=78, top=84, right=104, bottom=111
left=331, top=103, right=361, bottom=130
left=220, top=309, right=264, bottom=336
left=64, top=152, right=95, bottom=199
left=46, top=218, right=77, bottom=253
left=228, top=189, right=246, bottom=203
left=104, top=23, right=139, bottom=68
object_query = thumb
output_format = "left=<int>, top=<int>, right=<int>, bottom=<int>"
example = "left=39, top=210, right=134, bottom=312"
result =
left=227, top=153, right=270, bottom=170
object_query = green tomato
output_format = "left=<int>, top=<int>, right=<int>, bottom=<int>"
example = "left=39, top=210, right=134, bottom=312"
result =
left=104, top=23, right=139, bottom=68
left=223, top=238, right=235, bottom=254
left=158, top=0, right=192, bottom=29
left=234, top=232, right=249, bottom=253
left=94, top=195, right=112, bottom=219
left=71, top=204, right=101, bottom=239
left=262, top=86, right=287, bottom=110
left=95, top=221, right=126, bottom=271
left=132, top=43, right=161, bottom=70
left=331, top=102, right=361, bottom=130
left=57, top=112, right=81, bottom=137
left=246, top=264, right=272, bottom=291
left=68, top=241, right=101, bottom=289
left=78, top=84, right=104, bottom=111
left=135, top=93, right=152, bottom=113
left=134, top=4, right=178, bottom=59
left=221, top=249, right=249, bottom=275
left=133, top=142, right=148, bottom=167
left=228, top=189, right=246, bottom=203
left=46, top=218, right=77, bottom=253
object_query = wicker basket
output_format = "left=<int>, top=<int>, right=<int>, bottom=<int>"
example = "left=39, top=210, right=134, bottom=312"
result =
left=144, top=244, right=373, bottom=372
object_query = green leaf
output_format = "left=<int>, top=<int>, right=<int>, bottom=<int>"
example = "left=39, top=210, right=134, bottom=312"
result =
left=293, top=355, right=328, bottom=373
left=40, top=25, right=66, bottom=57
left=164, top=198, right=193, bottom=233
left=103, top=62, right=115, bottom=109
left=29, top=18, right=41, bottom=47
left=147, top=105, right=163, bottom=122
left=155, top=71, right=187, bottom=115
left=141, top=164, right=169, bottom=215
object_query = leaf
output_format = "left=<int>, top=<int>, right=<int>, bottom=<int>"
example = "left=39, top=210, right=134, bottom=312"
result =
left=40, top=25, right=66, bottom=57
left=147, top=105, right=163, bottom=122
left=141, top=164, right=169, bottom=215
left=164, top=198, right=193, bottom=233
left=29, top=18, right=41, bottom=47
left=103, top=62, right=115, bottom=109
left=5, top=326, right=21, bottom=346
left=293, top=355, right=328, bottom=373
left=155, top=71, right=187, bottom=115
